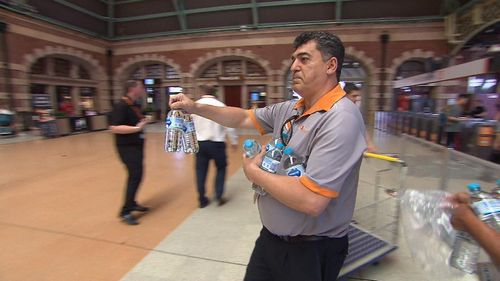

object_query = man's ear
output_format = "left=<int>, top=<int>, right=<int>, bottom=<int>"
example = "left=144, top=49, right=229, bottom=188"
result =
left=326, top=57, right=338, bottom=75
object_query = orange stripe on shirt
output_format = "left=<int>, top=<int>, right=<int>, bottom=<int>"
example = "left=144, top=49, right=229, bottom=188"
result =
left=246, top=109, right=266, bottom=135
left=300, top=175, right=339, bottom=198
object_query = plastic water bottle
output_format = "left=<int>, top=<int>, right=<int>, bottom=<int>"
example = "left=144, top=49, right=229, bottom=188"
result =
left=242, top=139, right=267, bottom=196
left=468, top=183, right=500, bottom=231
left=243, top=139, right=261, bottom=158
left=492, top=179, right=500, bottom=199
left=282, top=147, right=305, bottom=177
left=165, top=110, right=184, bottom=152
left=182, top=114, right=199, bottom=154
left=449, top=230, right=480, bottom=274
left=265, top=139, right=282, bottom=152
left=260, top=142, right=284, bottom=173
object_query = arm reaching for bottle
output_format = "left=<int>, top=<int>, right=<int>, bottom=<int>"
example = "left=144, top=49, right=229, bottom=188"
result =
left=170, top=94, right=254, bottom=129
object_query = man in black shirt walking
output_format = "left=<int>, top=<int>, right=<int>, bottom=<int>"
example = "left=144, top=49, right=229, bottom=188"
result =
left=110, top=80, right=150, bottom=225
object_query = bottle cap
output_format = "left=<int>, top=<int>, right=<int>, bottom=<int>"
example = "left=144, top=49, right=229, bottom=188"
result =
left=275, top=143, right=285, bottom=150
left=244, top=139, right=255, bottom=149
left=284, top=147, right=293, bottom=155
left=467, top=183, right=481, bottom=192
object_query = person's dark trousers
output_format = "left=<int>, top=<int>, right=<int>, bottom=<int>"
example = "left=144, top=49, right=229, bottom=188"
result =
left=490, top=149, right=500, bottom=164
left=195, top=141, right=227, bottom=204
left=244, top=227, right=348, bottom=281
left=446, top=132, right=456, bottom=148
left=117, top=144, right=144, bottom=216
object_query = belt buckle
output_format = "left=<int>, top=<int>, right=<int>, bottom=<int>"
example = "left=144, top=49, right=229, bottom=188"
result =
left=278, top=235, right=292, bottom=242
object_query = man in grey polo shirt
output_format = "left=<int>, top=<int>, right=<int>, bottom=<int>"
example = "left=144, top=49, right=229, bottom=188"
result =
left=170, top=31, right=366, bottom=281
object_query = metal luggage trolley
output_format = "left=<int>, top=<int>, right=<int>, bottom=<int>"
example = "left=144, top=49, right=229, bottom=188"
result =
left=338, top=152, right=407, bottom=279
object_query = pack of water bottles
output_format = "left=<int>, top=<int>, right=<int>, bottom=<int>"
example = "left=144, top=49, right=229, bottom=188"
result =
left=164, top=109, right=199, bottom=154
left=243, top=138, right=306, bottom=196
left=400, top=181, right=500, bottom=276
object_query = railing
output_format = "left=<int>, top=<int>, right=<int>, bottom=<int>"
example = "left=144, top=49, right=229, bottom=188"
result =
left=399, top=133, right=500, bottom=193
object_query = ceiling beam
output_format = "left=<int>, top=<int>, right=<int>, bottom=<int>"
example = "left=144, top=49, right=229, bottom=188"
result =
left=114, top=0, right=146, bottom=5
left=110, top=16, right=443, bottom=41
left=172, top=0, right=187, bottom=30
left=53, top=0, right=108, bottom=20
left=114, top=11, right=178, bottom=23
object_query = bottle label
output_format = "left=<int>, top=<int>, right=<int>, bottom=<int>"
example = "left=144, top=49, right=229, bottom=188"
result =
left=472, top=199, right=500, bottom=216
left=285, top=164, right=305, bottom=177
left=265, top=143, right=272, bottom=152
left=166, top=117, right=184, bottom=130
left=184, top=121, right=195, bottom=133
left=455, top=230, right=476, bottom=243
left=260, top=156, right=280, bottom=173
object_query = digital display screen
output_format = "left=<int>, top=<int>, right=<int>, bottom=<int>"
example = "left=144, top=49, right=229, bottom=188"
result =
left=168, top=87, right=183, bottom=93
left=144, top=78, right=155, bottom=85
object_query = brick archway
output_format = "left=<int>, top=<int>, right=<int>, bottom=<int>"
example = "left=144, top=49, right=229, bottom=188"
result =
left=23, top=46, right=107, bottom=82
left=387, top=48, right=435, bottom=82
left=188, top=48, right=274, bottom=106
left=189, top=48, right=272, bottom=78
left=22, top=45, right=108, bottom=111
left=113, top=54, right=182, bottom=99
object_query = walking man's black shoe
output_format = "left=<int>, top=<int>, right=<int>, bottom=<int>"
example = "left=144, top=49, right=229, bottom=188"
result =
left=121, top=214, right=139, bottom=225
left=132, top=204, right=150, bottom=212
left=217, top=198, right=227, bottom=207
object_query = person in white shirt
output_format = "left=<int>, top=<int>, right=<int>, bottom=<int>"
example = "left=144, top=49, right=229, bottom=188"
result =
left=193, top=85, right=238, bottom=208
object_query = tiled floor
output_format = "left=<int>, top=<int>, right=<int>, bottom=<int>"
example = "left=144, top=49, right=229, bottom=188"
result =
left=1, top=125, right=498, bottom=281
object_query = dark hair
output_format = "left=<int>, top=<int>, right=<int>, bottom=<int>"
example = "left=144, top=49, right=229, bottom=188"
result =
left=458, top=93, right=470, bottom=100
left=125, top=80, right=143, bottom=93
left=200, top=85, right=218, bottom=97
left=343, top=83, right=359, bottom=94
left=293, top=31, right=345, bottom=81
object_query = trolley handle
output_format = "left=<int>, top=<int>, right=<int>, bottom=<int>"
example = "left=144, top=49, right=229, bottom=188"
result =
left=363, top=152, right=406, bottom=166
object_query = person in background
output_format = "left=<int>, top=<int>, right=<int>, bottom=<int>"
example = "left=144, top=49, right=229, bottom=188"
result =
left=193, top=85, right=238, bottom=208
left=59, top=97, right=74, bottom=117
left=444, top=94, right=471, bottom=149
left=170, top=31, right=366, bottom=281
left=490, top=101, right=500, bottom=164
left=0, top=101, right=16, bottom=136
left=109, top=80, right=150, bottom=225
left=450, top=192, right=500, bottom=266
left=466, top=99, right=488, bottom=119
left=344, top=83, right=377, bottom=152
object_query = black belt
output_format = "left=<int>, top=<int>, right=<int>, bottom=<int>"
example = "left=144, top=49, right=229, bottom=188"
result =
left=264, top=227, right=330, bottom=243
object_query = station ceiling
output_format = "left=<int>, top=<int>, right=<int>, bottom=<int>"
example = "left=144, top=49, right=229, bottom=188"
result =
left=1, top=0, right=473, bottom=40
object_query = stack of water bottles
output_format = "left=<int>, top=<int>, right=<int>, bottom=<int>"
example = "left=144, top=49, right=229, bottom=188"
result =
left=243, top=138, right=305, bottom=196
left=449, top=182, right=500, bottom=274
left=164, top=109, right=199, bottom=154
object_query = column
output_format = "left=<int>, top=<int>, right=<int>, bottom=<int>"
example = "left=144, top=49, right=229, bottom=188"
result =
left=71, top=86, right=81, bottom=116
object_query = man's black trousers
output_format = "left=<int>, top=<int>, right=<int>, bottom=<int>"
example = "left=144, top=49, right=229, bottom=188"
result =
left=117, top=144, right=144, bottom=216
left=195, top=141, right=227, bottom=203
left=244, top=227, right=348, bottom=281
